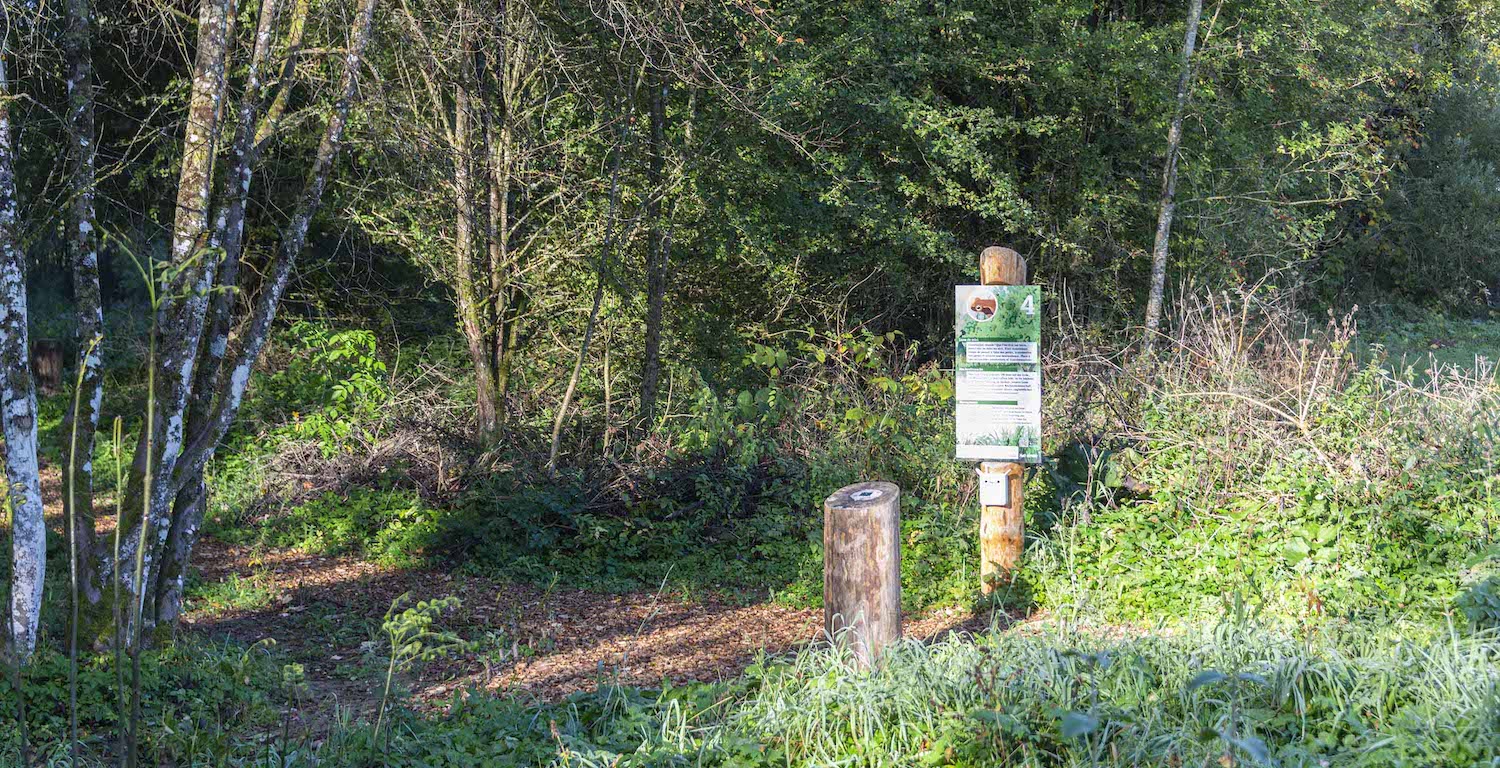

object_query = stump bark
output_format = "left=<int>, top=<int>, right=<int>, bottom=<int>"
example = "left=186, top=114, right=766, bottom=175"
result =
left=823, top=481, right=901, bottom=665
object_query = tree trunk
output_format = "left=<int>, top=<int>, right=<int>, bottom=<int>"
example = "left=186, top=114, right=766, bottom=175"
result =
left=1143, top=0, right=1203, bottom=351
left=451, top=49, right=502, bottom=444
left=639, top=75, right=668, bottom=432
left=154, top=0, right=380, bottom=624
left=481, top=30, right=515, bottom=424
left=548, top=92, right=633, bottom=473
left=116, top=0, right=239, bottom=626
left=182, top=0, right=290, bottom=467
left=0, top=48, right=45, bottom=660
left=62, top=0, right=104, bottom=606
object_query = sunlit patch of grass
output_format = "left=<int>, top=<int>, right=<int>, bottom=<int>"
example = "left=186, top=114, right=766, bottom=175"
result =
left=186, top=570, right=278, bottom=615
left=736, top=616, right=1500, bottom=767
left=1368, top=315, right=1500, bottom=372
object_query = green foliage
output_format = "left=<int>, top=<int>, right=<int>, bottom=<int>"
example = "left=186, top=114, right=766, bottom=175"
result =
left=237, top=487, right=443, bottom=568
left=206, top=310, right=1497, bottom=629
left=1455, top=551, right=1500, bottom=632
left=186, top=570, right=277, bottom=614
left=446, top=327, right=974, bottom=606
left=242, top=320, right=389, bottom=458
left=740, top=617, right=1500, bottom=767
left=0, top=640, right=284, bottom=765
left=21, top=615, right=1500, bottom=767
left=1327, top=80, right=1500, bottom=307
left=1026, top=309, right=1499, bottom=622
left=372, top=594, right=469, bottom=741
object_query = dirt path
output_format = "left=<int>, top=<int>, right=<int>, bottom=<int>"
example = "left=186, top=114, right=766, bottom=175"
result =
left=182, top=537, right=1003, bottom=708
left=33, top=464, right=1002, bottom=709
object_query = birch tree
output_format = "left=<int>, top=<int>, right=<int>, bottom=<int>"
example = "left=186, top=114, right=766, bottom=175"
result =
left=155, top=0, right=381, bottom=625
left=100, top=0, right=382, bottom=628
left=1143, top=0, right=1204, bottom=350
left=61, top=0, right=104, bottom=607
left=0, top=33, right=44, bottom=660
left=110, top=0, right=240, bottom=626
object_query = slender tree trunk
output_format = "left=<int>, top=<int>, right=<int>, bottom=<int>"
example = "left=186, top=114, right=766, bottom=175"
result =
left=482, top=1, right=532, bottom=414
left=638, top=75, right=668, bottom=432
left=183, top=0, right=290, bottom=461
left=548, top=95, right=632, bottom=473
left=62, top=0, right=104, bottom=606
left=0, top=47, right=45, bottom=660
left=154, top=0, right=380, bottom=624
left=253, top=0, right=311, bottom=155
left=481, top=33, right=513, bottom=422
left=451, top=50, right=502, bottom=443
left=602, top=327, right=612, bottom=453
left=1143, top=0, right=1203, bottom=351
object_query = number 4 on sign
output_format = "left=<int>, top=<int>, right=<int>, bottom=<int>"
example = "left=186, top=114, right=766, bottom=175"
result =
left=1022, top=294, right=1035, bottom=315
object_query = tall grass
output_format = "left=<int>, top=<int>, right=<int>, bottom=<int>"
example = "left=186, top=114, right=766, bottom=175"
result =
left=15, top=612, right=1494, bottom=767
left=737, top=617, right=1500, bottom=766
left=65, top=335, right=100, bottom=768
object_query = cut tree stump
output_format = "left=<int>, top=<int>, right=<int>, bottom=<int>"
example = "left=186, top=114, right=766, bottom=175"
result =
left=823, top=481, right=901, bottom=666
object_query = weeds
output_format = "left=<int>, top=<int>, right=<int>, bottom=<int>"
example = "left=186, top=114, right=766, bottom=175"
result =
left=370, top=594, right=467, bottom=743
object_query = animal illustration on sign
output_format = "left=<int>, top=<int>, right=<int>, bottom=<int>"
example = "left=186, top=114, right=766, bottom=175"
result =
left=967, top=291, right=998, bottom=321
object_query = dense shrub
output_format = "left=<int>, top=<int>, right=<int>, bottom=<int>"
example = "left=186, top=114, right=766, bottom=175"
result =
left=206, top=304, right=1498, bottom=626
left=1027, top=295, right=1499, bottom=623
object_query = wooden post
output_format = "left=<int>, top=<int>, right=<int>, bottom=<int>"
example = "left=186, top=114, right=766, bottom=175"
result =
left=31, top=338, right=63, bottom=396
left=824, top=481, right=901, bottom=666
left=979, top=246, right=1027, bottom=593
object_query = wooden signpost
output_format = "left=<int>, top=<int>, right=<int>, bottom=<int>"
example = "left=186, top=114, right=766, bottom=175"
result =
left=960, top=246, right=1036, bottom=593
left=818, top=246, right=1033, bottom=663
left=823, top=481, right=901, bottom=666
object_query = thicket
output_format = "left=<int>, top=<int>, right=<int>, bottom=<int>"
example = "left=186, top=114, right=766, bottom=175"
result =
left=190, top=288, right=1499, bottom=628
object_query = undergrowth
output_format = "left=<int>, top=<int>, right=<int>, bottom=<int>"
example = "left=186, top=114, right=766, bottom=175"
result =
left=8, top=612, right=1499, bottom=766
left=204, top=295, right=1498, bottom=627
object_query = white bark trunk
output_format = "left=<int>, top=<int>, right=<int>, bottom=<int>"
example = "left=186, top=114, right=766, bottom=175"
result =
left=64, top=0, right=105, bottom=606
left=181, top=0, right=285, bottom=490
left=0, top=49, right=45, bottom=660
left=156, top=0, right=381, bottom=622
left=117, top=0, right=239, bottom=624
left=1143, top=0, right=1203, bottom=350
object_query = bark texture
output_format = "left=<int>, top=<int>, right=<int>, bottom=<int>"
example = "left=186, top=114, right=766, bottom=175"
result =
left=823, top=482, right=901, bottom=667
left=63, top=0, right=104, bottom=607
left=639, top=76, right=669, bottom=431
left=451, top=45, right=502, bottom=441
left=0, top=48, right=45, bottom=659
left=183, top=0, right=290, bottom=464
left=116, top=0, right=239, bottom=625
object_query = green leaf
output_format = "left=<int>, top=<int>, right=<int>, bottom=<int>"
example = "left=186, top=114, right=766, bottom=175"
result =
left=1059, top=712, right=1100, bottom=739
left=1187, top=670, right=1227, bottom=691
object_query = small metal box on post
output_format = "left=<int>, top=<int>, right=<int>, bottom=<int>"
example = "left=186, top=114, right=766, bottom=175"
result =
left=823, top=481, right=901, bottom=666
